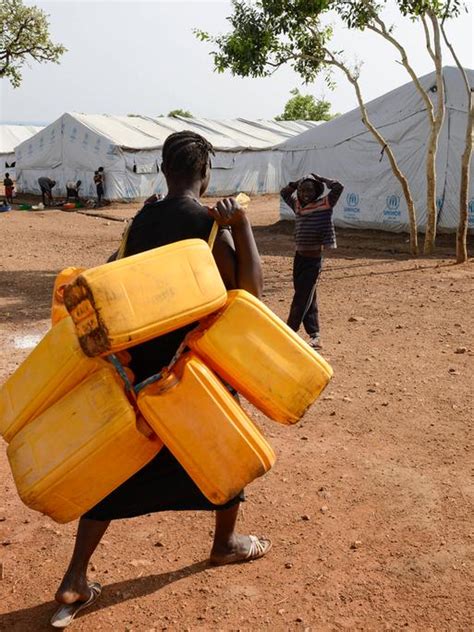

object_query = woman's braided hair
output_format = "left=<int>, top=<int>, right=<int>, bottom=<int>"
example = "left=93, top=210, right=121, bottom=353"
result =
left=162, top=131, right=215, bottom=181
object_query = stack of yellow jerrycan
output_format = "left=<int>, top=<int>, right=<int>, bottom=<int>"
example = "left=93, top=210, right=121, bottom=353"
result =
left=137, top=352, right=275, bottom=505
left=1, top=195, right=334, bottom=523
left=186, top=290, right=333, bottom=424
left=8, top=367, right=162, bottom=523
left=0, top=316, right=162, bottom=523
left=63, top=239, right=228, bottom=356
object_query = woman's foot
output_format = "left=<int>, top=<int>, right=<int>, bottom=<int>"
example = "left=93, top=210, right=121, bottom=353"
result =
left=55, top=569, right=91, bottom=605
left=210, top=534, right=272, bottom=566
left=51, top=582, right=102, bottom=629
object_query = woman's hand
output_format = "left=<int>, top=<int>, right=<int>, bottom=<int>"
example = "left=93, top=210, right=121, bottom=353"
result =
left=208, top=197, right=248, bottom=227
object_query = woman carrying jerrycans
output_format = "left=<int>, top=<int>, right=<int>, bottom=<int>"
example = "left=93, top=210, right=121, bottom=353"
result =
left=51, top=131, right=271, bottom=628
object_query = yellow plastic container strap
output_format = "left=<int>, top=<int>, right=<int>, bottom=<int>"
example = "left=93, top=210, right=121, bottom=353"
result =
left=207, top=221, right=218, bottom=250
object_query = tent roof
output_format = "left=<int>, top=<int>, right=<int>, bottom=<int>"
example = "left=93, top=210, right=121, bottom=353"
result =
left=0, top=124, right=44, bottom=154
left=278, top=66, right=474, bottom=151
left=62, top=113, right=319, bottom=151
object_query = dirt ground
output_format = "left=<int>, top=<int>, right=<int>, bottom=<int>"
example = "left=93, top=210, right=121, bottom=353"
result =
left=0, top=195, right=472, bottom=631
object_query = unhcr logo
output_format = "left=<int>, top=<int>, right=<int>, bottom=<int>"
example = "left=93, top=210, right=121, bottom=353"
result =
left=343, top=192, right=360, bottom=218
left=386, top=195, right=400, bottom=210
left=468, top=198, right=474, bottom=225
left=347, top=192, right=359, bottom=207
left=383, top=194, right=401, bottom=221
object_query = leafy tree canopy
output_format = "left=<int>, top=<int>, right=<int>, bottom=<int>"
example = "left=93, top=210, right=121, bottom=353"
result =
left=168, top=109, right=193, bottom=118
left=276, top=88, right=336, bottom=120
left=0, top=0, right=66, bottom=88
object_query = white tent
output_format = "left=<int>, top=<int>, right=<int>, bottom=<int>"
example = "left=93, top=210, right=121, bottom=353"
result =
left=0, top=124, right=43, bottom=179
left=15, top=114, right=318, bottom=200
left=279, top=66, right=474, bottom=233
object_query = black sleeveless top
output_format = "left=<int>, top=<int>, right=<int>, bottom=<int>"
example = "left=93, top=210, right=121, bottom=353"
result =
left=124, top=196, right=213, bottom=384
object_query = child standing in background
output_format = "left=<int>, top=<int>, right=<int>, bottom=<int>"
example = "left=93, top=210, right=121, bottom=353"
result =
left=280, top=173, right=343, bottom=350
left=3, top=173, right=14, bottom=204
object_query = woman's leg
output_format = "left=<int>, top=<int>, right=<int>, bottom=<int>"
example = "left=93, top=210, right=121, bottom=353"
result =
left=210, top=504, right=271, bottom=564
left=55, top=518, right=110, bottom=604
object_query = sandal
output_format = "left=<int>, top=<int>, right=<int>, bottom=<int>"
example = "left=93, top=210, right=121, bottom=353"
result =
left=309, top=335, right=322, bottom=350
left=210, top=535, right=272, bottom=566
left=50, top=581, right=102, bottom=628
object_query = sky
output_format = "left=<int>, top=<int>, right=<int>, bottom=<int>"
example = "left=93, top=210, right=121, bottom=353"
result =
left=1, top=0, right=473, bottom=125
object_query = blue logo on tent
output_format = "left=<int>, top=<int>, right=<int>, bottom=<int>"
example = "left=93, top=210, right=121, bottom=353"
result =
left=346, top=192, right=359, bottom=207
left=343, top=192, right=360, bottom=218
left=94, top=139, right=101, bottom=154
left=70, top=127, right=77, bottom=142
left=82, top=132, right=89, bottom=148
left=383, top=194, right=401, bottom=221
left=468, top=198, right=474, bottom=225
left=386, top=195, right=400, bottom=210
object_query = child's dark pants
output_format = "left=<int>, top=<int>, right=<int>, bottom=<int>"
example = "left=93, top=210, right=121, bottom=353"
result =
left=287, top=252, right=322, bottom=337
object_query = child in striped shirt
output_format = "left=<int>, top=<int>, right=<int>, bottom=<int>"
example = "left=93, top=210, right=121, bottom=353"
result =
left=280, top=173, right=343, bottom=349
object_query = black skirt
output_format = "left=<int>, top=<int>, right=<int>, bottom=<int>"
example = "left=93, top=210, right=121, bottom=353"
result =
left=83, top=448, right=244, bottom=521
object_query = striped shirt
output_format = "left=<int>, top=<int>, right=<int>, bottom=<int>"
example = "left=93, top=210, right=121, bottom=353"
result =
left=281, top=178, right=343, bottom=251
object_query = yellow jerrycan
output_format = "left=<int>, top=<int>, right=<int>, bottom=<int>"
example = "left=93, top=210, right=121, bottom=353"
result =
left=137, top=352, right=275, bottom=505
left=7, top=366, right=162, bottom=523
left=64, top=239, right=227, bottom=357
left=187, top=290, right=333, bottom=424
left=0, top=317, right=106, bottom=443
left=51, top=267, right=85, bottom=326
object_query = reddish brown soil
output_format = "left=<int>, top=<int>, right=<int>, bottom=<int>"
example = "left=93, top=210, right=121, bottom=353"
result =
left=0, top=195, right=472, bottom=631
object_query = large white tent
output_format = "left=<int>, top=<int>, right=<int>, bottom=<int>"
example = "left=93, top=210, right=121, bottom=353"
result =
left=0, top=124, right=43, bottom=179
left=279, top=66, right=474, bottom=233
left=15, top=114, right=317, bottom=200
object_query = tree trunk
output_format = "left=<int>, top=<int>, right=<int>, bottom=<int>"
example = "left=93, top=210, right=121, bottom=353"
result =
left=456, top=96, right=473, bottom=263
left=440, top=22, right=473, bottom=263
left=326, top=55, right=419, bottom=255
left=423, top=12, right=445, bottom=255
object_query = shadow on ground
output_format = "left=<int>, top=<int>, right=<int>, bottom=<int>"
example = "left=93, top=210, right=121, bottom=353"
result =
left=0, top=561, right=209, bottom=631
left=0, top=270, right=57, bottom=325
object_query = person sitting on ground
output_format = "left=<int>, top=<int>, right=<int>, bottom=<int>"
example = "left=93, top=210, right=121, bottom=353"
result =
left=281, top=173, right=343, bottom=350
left=38, top=176, right=56, bottom=207
left=65, top=180, right=82, bottom=202
left=3, top=173, right=14, bottom=204
left=52, top=130, right=270, bottom=628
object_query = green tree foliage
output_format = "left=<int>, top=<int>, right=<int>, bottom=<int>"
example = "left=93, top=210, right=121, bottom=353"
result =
left=168, top=109, right=193, bottom=118
left=276, top=88, right=335, bottom=121
left=0, top=0, right=66, bottom=88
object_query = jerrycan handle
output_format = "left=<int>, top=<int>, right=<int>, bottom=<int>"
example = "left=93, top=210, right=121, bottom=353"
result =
left=208, top=221, right=218, bottom=250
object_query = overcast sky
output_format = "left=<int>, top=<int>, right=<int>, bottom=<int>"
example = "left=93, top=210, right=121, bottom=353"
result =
left=1, top=0, right=472, bottom=125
